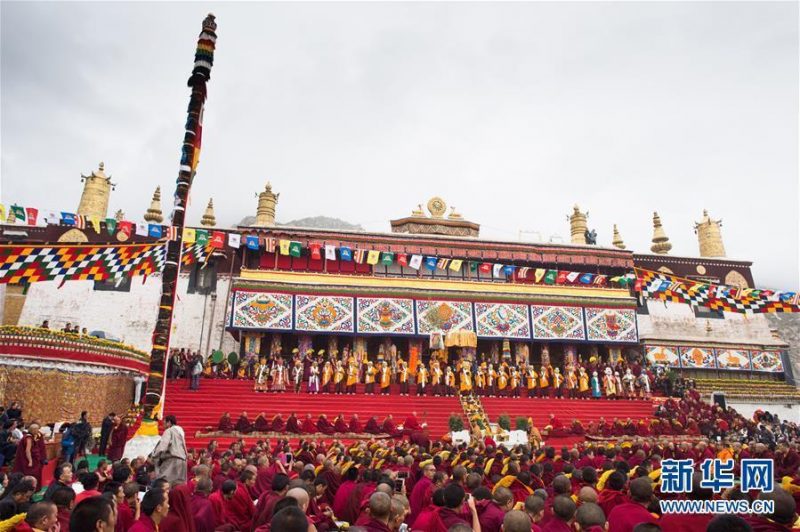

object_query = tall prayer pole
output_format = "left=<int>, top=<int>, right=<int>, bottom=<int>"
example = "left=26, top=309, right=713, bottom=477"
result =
left=143, top=14, right=218, bottom=419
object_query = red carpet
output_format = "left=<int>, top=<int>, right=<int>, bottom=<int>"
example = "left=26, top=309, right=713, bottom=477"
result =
left=479, top=396, right=656, bottom=430
left=165, top=380, right=464, bottom=448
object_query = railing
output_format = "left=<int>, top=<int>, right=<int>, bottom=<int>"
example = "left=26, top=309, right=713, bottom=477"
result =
left=0, top=326, right=149, bottom=374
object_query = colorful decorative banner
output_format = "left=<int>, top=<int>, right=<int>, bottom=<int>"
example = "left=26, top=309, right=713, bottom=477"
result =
left=181, top=243, right=213, bottom=267
left=416, top=300, right=474, bottom=334
left=584, top=308, right=638, bottom=342
left=0, top=244, right=165, bottom=285
left=474, top=303, right=531, bottom=339
left=750, top=350, right=784, bottom=372
left=231, top=291, right=293, bottom=330
left=531, top=305, right=585, bottom=340
left=715, top=349, right=752, bottom=371
left=645, top=346, right=680, bottom=367
left=679, top=346, right=716, bottom=369
left=356, top=297, right=416, bottom=335
left=637, top=268, right=800, bottom=314
left=295, top=294, right=355, bottom=333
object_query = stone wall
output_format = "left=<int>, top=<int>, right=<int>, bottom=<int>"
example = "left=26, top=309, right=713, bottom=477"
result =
left=16, top=274, right=238, bottom=356
left=766, top=314, right=800, bottom=384
left=637, top=300, right=783, bottom=346
left=0, top=367, right=136, bottom=425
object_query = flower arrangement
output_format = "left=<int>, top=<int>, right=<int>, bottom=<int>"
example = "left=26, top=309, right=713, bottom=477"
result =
left=498, top=414, right=511, bottom=431
left=0, top=325, right=149, bottom=362
left=449, top=414, right=465, bottom=432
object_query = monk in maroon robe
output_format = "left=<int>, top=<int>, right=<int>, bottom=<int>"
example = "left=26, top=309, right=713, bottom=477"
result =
left=301, top=415, right=317, bottom=434
left=222, top=479, right=256, bottom=531
left=403, top=412, right=423, bottom=434
left=286, top=413, right=301, bottom=433
left=382, top=415, right=402, bottom=437
left=332, top=468, right=360, bottom=521
left=254, top=412, right=270, bottom=432
left=235, top=412, right=252, bottom=434
left=106, top=418, right=129, bottom=462
left=349, top=414, right=363, bottom=433
left=334, top=415, right=348, bottom=433
left=606, top=478, right=658, bottom=532
left=317, top=415, right=336, bottom=435
left=365, top=416, right=382, bottom=434
left=217, top=412, right=233, bottom=433
left=271, top=414, right=285, bottom=432
left=597, top=472, right=629, bottom=518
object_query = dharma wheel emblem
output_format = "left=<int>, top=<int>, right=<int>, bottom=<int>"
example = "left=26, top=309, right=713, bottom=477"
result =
left=427, top=197, right=447, bottom=218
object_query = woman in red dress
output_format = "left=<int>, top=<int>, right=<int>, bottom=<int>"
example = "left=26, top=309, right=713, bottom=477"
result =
left=13, top=422, right=47, bottom=488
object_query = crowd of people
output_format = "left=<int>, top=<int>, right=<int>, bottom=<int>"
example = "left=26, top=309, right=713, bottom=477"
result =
left=178, top=345, right=660, bottom=401
left=4, top=405, right=800, bottom=532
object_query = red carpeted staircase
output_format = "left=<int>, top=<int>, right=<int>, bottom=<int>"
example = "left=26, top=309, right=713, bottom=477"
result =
left=165, top=380, right=464, bottom=448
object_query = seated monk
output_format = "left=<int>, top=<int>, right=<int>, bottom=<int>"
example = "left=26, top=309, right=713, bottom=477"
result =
left=301, top=414, right=317, bottom=434
left=403, top=411, right=423, bottom=434
left=382, top=414, right=402, bottom=437
left=334, top=415, right=348, bottom=433
left=271, top=414, right=285, bottom=432
left=218, top=412, right=233, bottom=433
left=548, top=414, right=566, bottom=437
left=235, top=412, right=252, bottom=434
left=286, top=413, right=301, bottom=433
left=364, top=416, right=381, bottom=434
left=317, top=415, right=336, bottom=435
left=254, top=412, right=270, bottom=432
left=349, top=414, right=363, bottom=433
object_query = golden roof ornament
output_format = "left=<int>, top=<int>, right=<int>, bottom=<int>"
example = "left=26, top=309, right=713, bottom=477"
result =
left=694, top=209, right=726, bottom=258
left=427, top=197, right=447, bottom=218
left=77, top=161, right=116, bottom=219
left=448, top=206, right=463, bottom=220
left=114, top=209, right=125, bottom=222
left=411, top=204, right=425, bottom=217
left=612, top=224, right=626, bottom=249
left=650, top=212, right=672, bottom=255
left=569, top=204, right=589, bottom=245
left=201, top=198, right=216, bottom=227
left=255, top=181, right=279, bottom=226
left=144, top=186, right=164, bottom=223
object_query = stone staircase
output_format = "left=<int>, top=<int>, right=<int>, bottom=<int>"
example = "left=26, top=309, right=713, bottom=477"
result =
left=692, top=378, right=800, bottom=402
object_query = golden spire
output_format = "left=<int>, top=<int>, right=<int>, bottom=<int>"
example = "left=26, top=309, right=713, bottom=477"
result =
left=77, top=162, right=115, bottom=219
left=569, top=204, right=588, bottom=245
left=114, top=209, right=125, bottom=222
left=254, top=182, right=279, bottom=226
left=612, top=224, right=626, bottom=249
left=650, top=212, right=672, bottom=254
left=694, top=209, right=726, bottom=258
left=143, top=186, right=164, bottom=223
left=201, top=198, right=216, bottom=227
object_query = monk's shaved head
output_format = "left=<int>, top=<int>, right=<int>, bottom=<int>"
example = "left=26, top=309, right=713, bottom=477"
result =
left=759, top=488, right=797, bottom=525
left=553, top=475, right=571, bottom=495
left=629, top=477, right=653, bottom=504
left=493, top=487, right=513, bottom=508
left=286, top=487, right=309, bottom=511
left=503, top=510, right=531, bottom=532
left=524, top=494, right=545, bottom=516
left=369, top=492, right=392, bottom=520
left=578, top=486, right=598, bottom=504
left=576, top=502, right=605, bottom=528
left=607, top=471, right=626, bottom=491
left=552, top=495, right=576, bottom=521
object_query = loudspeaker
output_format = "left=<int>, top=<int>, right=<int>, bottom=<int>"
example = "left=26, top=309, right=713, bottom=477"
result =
left=712, top=392, right=726, bottom=410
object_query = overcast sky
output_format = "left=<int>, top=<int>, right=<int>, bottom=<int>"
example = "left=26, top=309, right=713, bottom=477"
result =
left=1, top=2, right=798, bottom=289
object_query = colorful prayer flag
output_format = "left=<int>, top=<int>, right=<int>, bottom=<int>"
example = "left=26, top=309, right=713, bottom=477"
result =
left=25, top=207, right=38, bottom=226
left=437, top=258, right=450, bottom=270
left=517, top=267, right=530, bottom=279
left=468, top=261, right=479, bottom=272
left=593, top=275, right=607, bottom=286
left=566, top=271, right=580, bottom=283
left=325, top=245, right=336, bottom=261
left=397, top=253, right=408, bottom=267
left=279, top=239, right=291, bottom=255
left=148, top=224, right=163, bottom=238
left=493, top=264, right=503, bottom=277
left=183, top=228, right=197, bottom=243
left=556, top=271, right=569, bottom=284
left=196, top=229, right=209, bottom=246
left=367, top=250, right=381, bottom=265
left=424, top=257, right=437, bottom=271
left=264, top=237, right=277, bottom=253
left=0, top=205, right=5, bottom=223
left=339, top=247, right=353, bottom=261
left=353, top=249, right=367, bottom=263
left=534, top=268, right=546, bottom=283
left=227, top=233, right=241, bottom=248
left=449, top=259, right=463, bottom=272
left=479, top=263, right=492, bottom=274
left=289, top=241, right=303, bottom=257
left=166, top=226, right=178, bottom=241
left=381, top=252, right=395, bottom=266
left=118, top=220, right=132, bottom=236
left=408, top=255, right=422, bottom=269
left=105, top=218, right=117, bottom=236
left=309, top=243, right=322, bottom=260
left=60, top=212, right=76, bottom=226
left=211, top=231, right=225, bottom=249
left=245, top=235, right=259, bottom=250
left=503, top=265, right=516, bottom=276
left=10, top=205, right=25, bottom=222
left=135, top=222, right=148, bottom=237
left=544, top=270, right=557, bottom=285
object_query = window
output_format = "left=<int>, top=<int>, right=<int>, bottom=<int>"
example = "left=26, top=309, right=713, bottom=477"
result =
left=693, top=306, right=724, bottom=320
left=188, top=262, right=217, bottom=294
left=93, top=276, right=132, bottom=292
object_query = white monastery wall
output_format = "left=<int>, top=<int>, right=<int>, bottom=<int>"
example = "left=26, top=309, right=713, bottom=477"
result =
left=725, top=401, right=800, bottom=424
left=637, top=300, right=783, bottom=346
left=17, top=275, right=238, bottom=356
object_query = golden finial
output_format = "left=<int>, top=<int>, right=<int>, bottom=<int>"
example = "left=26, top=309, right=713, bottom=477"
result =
left=77, top=161, right=115, bottom=219
left=569, top=204, right=589, bottom=245
left=255, top=181, right=279, bottom=226
left=448, top=206, right=463, bottom=220
left=612, top=224, right=626, bottom=249
left=144, top=186, right=164, bottom=223
left=650, top=212, right=672, bottom=255
left=201, top=198, right=216, bottom=227
left=694, top=209, right=726, bottom=258
left=114, top=209, right=125, bottom=222
left=411, top=204, right=425, bottom=217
